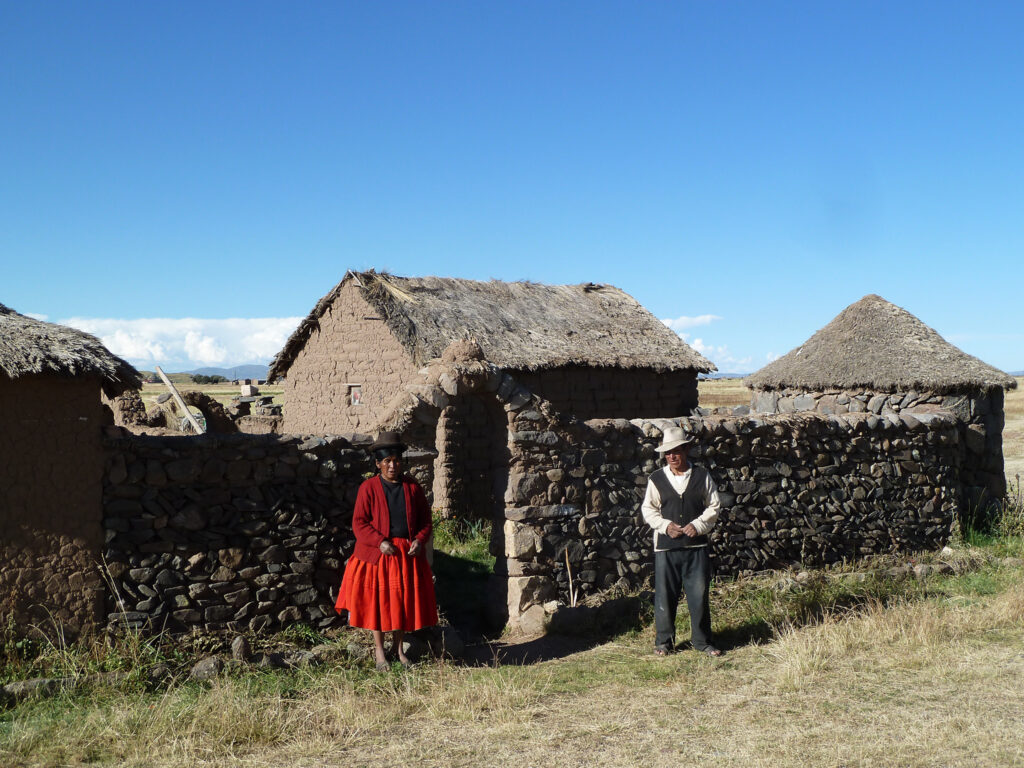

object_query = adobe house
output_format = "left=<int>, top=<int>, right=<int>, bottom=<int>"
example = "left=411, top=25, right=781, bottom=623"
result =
left=0, top=303, right=141, bottom=636
left=268, top=271, right=714, bottom=520
left=745, top=294, right=1017, bottom=510
left=269, top=270, right=714, bottom=431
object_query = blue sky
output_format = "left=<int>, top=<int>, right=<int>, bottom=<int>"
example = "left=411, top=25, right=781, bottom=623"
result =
left=3, top=2, right=1022, bottom=373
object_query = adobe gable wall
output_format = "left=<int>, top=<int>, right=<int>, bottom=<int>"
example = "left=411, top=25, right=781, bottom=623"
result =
left=514, top=366, right=698, bottom=421
left=281, top=282, right=420, bottom=434
left=0, top=375, right=106, bottom=636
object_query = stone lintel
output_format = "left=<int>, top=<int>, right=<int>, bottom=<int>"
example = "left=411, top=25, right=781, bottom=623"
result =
left=505, top=504, right=581, bottom=522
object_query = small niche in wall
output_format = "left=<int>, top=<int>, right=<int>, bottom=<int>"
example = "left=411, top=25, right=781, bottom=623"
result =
left=348, top=385, right=363, bottom=406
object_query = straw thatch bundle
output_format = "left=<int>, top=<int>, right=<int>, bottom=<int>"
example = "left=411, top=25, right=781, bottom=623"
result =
left=269, top=271, right=714, bottom=380
left=0, top=303, right=141, bottom=396
left=745, top=294, right=1016, bottom=394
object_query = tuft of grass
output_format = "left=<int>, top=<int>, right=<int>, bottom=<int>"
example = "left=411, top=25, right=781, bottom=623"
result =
left=432, top=518, right=493, bottom=566
left=962, top=474, right=1024, bottom=557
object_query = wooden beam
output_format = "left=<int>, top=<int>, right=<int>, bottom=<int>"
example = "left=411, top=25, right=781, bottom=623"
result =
left=155, top=366, right=205, bottom=434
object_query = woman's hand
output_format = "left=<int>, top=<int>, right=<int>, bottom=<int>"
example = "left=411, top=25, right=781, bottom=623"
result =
left=407, top=539, right=421, bottom=557
left=379, top=540, right=398, bottom=556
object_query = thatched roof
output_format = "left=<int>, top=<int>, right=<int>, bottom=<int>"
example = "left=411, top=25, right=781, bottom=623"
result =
left=745, top=294, right=1016, bottom=393
left=0, top=303, right=142, bottom=396
left=269, top=271, right=715, bottom=380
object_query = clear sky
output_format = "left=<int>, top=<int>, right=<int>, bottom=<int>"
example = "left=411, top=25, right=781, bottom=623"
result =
left=3, top=2, right=1022, bottom=373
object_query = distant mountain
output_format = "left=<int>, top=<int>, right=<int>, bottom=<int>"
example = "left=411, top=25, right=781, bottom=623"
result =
left=700, top=372, right=750, bottom=380
left=190, top=365, right=270, bottom=380
left=1011, top=371, right=1024, bottom=377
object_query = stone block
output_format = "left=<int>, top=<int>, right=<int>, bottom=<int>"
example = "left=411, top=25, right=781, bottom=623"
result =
left=507, top=575, right=556, bottom=614
left=503, top=520, right=540, bottom=559
left=793, top=394, right=816, bottom=411
left=515, top=604, right=549, bottom=635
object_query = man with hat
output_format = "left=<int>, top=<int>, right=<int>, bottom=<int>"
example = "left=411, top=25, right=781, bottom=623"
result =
left=642, top=426, right=722, bottom=656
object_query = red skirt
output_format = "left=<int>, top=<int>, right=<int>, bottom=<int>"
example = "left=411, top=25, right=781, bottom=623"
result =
left=335, top=538, right=438, bottom=632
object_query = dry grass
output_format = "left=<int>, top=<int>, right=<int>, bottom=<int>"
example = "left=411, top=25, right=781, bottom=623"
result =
left=5, top=561, right=1024, bottom=768
left=1003, top=378, right=1024, bottom=482
left=697, top=377, right=751, bottom=409
left=139, top=382, right=284, bottom=411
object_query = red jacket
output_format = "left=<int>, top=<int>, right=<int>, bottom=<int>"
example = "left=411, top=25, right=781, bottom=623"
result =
left=350, top=475, right=433, bottom=565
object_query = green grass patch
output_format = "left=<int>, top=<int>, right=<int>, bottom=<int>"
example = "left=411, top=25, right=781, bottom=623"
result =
left=432, top=518, right=498, bottom=636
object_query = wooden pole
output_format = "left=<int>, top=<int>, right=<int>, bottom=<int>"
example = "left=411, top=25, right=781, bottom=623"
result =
left=155, top=366, right=205, bottom=434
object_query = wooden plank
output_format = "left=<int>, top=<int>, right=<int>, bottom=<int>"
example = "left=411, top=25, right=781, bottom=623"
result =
left=155, top=366, right=205, bottom=434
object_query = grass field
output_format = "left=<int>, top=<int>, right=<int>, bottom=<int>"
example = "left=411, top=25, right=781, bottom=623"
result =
left=139, top=382, right=284, bottom=413
left=697, top=376, right=750, bottom=409
left=2, top=544, right=1022, bottom=768
left=1003, top=378, right=1024, bottom=484
left=3, top=379, right=1023, bottom=766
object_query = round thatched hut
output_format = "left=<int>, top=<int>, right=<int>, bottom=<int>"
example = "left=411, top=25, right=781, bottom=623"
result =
left=745, top=294, right=1017, bottom=509
left=0, top=303, right=140, bottom=636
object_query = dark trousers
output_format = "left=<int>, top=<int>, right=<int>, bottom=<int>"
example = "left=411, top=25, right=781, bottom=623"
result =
left=654, top=546, right=713, bottom=651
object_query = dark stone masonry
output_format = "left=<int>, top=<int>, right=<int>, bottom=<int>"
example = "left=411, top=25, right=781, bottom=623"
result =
left=90, top=364, right=971, bottom=636
left=102, top=432, right=373, bottom=634
left=502, top=402, right=963, bottom=626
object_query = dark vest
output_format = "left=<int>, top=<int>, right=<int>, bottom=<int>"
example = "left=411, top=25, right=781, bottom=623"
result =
left=652, top=466, right=710, bottom=551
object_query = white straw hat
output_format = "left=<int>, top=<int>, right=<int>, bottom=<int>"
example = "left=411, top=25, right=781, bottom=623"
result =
left=655, top=426, right=697, bottom=453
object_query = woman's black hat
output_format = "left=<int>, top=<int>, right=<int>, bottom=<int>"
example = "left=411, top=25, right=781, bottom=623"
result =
left=369, top=431, right=406, bottom=454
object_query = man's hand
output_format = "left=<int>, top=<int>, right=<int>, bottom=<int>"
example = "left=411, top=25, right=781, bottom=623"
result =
left=407, top=539, right=421, bottom=557
left=379, top=540, right=399, bottom=556
left=666, top=522, right=698, bottom=539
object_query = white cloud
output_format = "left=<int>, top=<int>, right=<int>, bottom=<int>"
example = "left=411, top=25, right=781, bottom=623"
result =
left=61, top=317, right=303, bottom=371
left=672, top=330, right=753, bottom=374
left=661, top=313, right=757, bottom=371
left=25, top=312, right=49, bottom=321
left=661, top=314, right=722, bottom=332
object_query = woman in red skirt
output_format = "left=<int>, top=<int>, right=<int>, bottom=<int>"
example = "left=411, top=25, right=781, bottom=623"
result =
left=335, top=431, right=437, bottom=669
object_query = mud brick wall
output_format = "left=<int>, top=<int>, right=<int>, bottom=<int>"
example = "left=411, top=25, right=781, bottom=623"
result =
left=102, top=432, right=373, bottom=634
left=0, top=375, right=107, bottom=636
left=280, top=281, right=421, bottom=434
left=433, top=395, right=508, bottom=520
left=751, top=386, right=1008, bottom=509
left=514, top=366, right=699, bottom=421
left=503, top=403, right=963, bottom=621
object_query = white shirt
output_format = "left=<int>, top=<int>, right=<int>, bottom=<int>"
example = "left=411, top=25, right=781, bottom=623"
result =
left=641, top=465, right=721, bottom=551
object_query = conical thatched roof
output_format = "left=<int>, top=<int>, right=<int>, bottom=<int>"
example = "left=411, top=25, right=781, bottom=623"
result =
left=745, top=294, right=1016, bottom=393
left=269, top=271, right=715, bottom=381
left=0, top=303, right=141, bottom=397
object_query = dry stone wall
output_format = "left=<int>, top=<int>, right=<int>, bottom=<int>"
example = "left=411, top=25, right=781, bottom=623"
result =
left=102, top=432, right=373, bottom=634
left=504, top=400, right=963, bottom=623
left=751, top=386, right=1007, bottom=509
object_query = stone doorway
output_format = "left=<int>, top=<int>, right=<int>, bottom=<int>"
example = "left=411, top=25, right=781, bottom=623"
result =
left=432, top=393, right=509, bottom=523
left=430, top=392, right=510, bottom=634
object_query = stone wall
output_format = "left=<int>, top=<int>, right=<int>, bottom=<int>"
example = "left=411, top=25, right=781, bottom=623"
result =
left=514, top=366, right=699, bottom=421
left=503, top=400, right=963, bottom=625
left=102, top=431, right=373, bottom=634
left=280, top=281, right=421, bottom=434
left=750, top=386, right=1008, bottom=509
left=0, top=375, right=106, bottom=637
